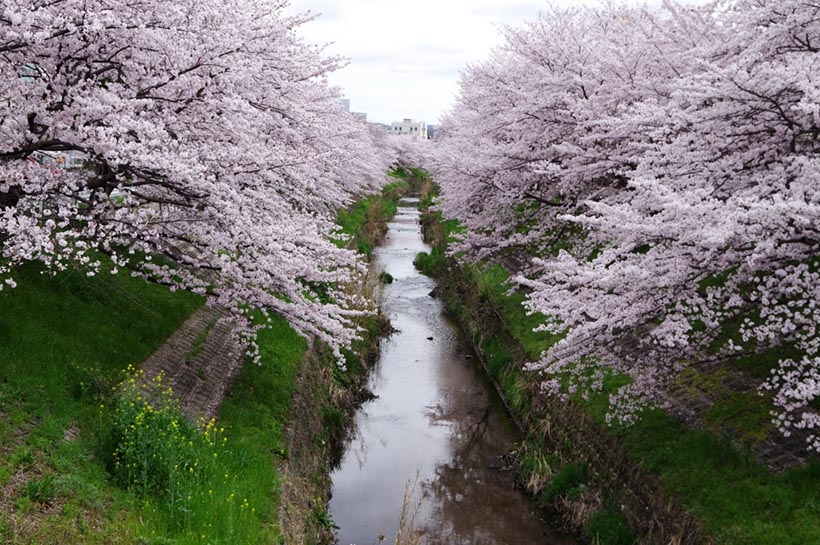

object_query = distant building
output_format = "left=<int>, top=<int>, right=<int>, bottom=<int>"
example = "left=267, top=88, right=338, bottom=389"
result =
left=390, top=118, right=427, bottom=139
left=352, top=112, right=367, bottom=122
left=426, top=124, right=437, bottom=139
left=340, top=98, right=351, bottom=113
left=31, top=150, right=87, bottom=170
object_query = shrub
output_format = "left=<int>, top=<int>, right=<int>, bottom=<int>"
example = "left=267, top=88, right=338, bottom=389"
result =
left=105, top=372, right=205, bottom=499
left=357, top=240, right=374, bottom=256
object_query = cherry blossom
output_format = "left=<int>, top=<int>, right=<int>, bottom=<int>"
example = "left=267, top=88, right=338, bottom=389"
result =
left=1, top=0, right=396, bottom=359
left=428, top=0, right=820, bottom=450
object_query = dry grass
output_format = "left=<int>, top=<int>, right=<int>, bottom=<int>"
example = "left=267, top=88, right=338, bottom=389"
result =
left=395, top=473, right=424, bottom=545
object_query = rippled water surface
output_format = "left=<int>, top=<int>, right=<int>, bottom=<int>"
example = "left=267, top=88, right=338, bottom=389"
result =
left=328, top=200, right=576, bottom=545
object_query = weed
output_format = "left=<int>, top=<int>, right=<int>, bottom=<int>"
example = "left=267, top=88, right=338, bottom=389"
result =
left=357, top=240, right=374, bottom=256
left=322, top=405, right=346, bottom=439
left=14, top=496, right=34, bottom=514
left=312, top=504, right=336, bottom=530
left=420, top=198, right=820, bottom=545
left=335, top=183, right=408, bottom=255
left=102, top=370, right=262, bottom=541
left=705, top=391, right=775, bottom=442
left=414, top=248, right=446, bottom=277
left=10, top=446, right=34, bottom=469
left=585, top=505, right=637, bottom=545
left=541, top=463, right=588, bottom=505
left=186, top=319, right=216, bottom=364
left=517, top=442, right=556, bottom=493
left=395, top=473, right=424, bottom=545
left=22, top=474, right=57, bottom=504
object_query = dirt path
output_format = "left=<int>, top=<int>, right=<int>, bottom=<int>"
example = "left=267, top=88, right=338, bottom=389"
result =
left=139, top=305, right=244, bottom=422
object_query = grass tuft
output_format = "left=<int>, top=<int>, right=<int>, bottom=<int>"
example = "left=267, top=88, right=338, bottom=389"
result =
left=585, top=505, right=637, bottom=545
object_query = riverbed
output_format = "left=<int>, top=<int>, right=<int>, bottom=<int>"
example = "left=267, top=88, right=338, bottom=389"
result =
left=328, top=199, right=575, bottom=545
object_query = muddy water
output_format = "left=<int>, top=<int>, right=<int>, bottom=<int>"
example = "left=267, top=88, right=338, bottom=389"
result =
left=328, top=200, right=575, bottom=545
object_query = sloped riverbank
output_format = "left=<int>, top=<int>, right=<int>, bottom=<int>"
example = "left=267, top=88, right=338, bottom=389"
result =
left=0, top=183, right=404, bottom=544
left=414, top=185, right=819, bottom=545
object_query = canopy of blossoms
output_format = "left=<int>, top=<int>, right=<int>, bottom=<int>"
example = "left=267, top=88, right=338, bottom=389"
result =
left=427, top=0, right=820, bottom=450
left=0, top=0, right=397, bottom=359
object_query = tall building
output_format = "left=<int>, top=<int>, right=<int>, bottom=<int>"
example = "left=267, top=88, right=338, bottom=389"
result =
left=389, top=118, right=427, bottom=139
left=340, top=98, right=351, bottom=113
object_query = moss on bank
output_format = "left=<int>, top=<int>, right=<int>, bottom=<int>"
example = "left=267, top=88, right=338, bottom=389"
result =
left=415, top=186, right=820, bottom=545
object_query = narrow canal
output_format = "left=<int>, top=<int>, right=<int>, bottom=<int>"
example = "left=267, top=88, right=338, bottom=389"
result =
left=328, top=199, right=575, bottom=545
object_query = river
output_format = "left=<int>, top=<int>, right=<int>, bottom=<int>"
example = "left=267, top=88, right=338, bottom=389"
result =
left=328, top=198, right=575, bottom=545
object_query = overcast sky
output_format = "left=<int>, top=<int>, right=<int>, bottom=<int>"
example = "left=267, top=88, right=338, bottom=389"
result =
left=285, top=0, right=705, bottom=126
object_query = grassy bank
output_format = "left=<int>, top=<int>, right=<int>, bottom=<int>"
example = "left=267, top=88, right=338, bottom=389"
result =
left=415, top=188, right=820, bottom=545
left=273, top=180, right=403, bottom=544
left=0, top=179, right=406, bottom=544
left=0, top=262, right=203, bottom=543
left=334, top=180, right=409, bottom=256
left=0, top=260, right=315, bottom=543
left=0, top=261, right=305, bottom=544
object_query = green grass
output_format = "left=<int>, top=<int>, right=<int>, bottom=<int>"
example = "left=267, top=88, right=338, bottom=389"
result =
left=69, top=309, right=309, bottom=545
left=621, top=411, right=819, bottom=545
left=21, top=474, right=57, bottom=504
left=414, top=246, right=447, bottom=277
left=137, top=316, right=307, bottom=544
left=471, top=263, right=562, bottom=358
left=102, top=374, right=263, bottom=544
left=0, top=262, right=321, bottom=544
left=388, top=166, right=410, bottom=178
left=0, top=262, right=203, bottom=543
left=541, top=463, right=588, bottom=505
left=585, top=505, right=637, bottom=545
left=478, top=263, right=820, bottom=545
left=186, top=319, right=217, bottom=364
left=387, top=166, right=428, bottom=180
left=335, top=198, right=376, bottom=245
left=219, top=312, right=305, bottom=468
left=704, top=391, right=776, bottom=442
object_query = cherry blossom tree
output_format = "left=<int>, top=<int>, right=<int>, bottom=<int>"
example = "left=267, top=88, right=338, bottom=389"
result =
left=429, top=3, right=713, bottom=263
left=429, top=0, right=820, bottom=450
left=0, top=0, right=395, bottom=358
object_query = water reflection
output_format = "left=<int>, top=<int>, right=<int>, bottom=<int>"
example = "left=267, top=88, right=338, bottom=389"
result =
left=328, top=201, right=575, bottom=545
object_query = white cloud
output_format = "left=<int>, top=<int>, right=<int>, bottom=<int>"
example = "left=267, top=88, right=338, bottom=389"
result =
left=286, top=0, right=710, bottom=125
